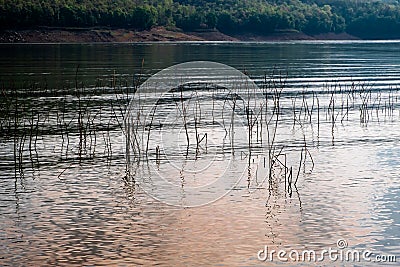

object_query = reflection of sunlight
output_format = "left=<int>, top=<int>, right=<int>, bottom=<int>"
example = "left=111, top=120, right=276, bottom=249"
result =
left=371, top=187, right=400, bottom=255
left=377, top=146, right=400, bottom=168
left=298, top=145, right=381, bottom=248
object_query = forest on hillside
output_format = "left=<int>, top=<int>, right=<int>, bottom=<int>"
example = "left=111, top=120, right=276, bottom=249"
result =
left=1, top=0, right=400, bottom=38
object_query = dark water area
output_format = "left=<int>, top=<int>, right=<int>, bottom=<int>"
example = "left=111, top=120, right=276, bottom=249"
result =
left=2, top=41, right=400, bottom=88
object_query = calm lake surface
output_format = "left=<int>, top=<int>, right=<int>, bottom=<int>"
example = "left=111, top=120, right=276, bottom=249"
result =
left=0, top=41, right=399, bottom=266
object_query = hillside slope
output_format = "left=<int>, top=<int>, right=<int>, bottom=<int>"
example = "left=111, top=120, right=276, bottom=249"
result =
left=1, top=0, right=400, bottom=39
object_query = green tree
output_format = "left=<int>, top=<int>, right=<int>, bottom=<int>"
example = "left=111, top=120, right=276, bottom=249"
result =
left=130, top=6, right=158, bottom=30
left=206, top=12, right=217, bottom=28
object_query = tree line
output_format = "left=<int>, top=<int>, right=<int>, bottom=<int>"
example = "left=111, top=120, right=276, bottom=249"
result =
left=1, top=0, right=400, bottom=38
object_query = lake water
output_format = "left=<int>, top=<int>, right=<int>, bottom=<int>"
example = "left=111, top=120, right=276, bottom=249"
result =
left=0, top=41, right=399, bottom=266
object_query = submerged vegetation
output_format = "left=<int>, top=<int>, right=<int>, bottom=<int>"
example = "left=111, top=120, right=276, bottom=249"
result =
left=1, top=68, right=399, bottom=200
left=2, top=0, right=400, bottom=38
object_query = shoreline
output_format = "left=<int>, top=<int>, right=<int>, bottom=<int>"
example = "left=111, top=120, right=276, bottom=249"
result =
left=0, top=27, right=361, bottom=43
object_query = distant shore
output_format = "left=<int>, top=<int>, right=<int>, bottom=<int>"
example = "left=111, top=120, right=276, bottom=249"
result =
left=0, top=27, right=361, bottom=43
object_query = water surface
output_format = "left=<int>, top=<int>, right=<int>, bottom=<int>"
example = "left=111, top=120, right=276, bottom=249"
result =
left=0, top=41, right=399, bottom=266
